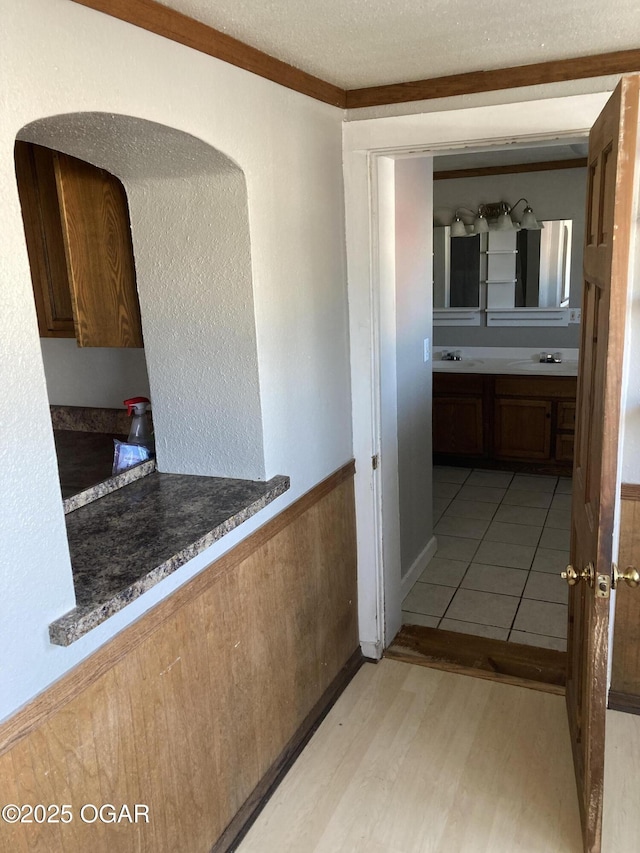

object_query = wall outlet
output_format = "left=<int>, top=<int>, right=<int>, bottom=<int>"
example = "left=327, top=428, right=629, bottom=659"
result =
left=569, top=308, right=582, bottom=324
left=423, top=337, right=430, bottom=362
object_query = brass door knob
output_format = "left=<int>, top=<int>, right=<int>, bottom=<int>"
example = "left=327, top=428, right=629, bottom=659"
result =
left=613, top=565, right=640, bottom=589
left=562, top=565, right=581, bottom=585
left=561, top=563, right=595, bottom=587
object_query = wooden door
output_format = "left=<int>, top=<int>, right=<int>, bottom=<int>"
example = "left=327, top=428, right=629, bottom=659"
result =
left=567, top=75, right=639, bottom=853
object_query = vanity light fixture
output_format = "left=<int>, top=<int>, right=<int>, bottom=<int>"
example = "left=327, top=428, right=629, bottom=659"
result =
left=509, top=197, right=543, bottom=230
left=450, top=206, right=482, bottom=237
left=477, top=199, right=542, bottom=232
left=450, top=209, right=472, bottom=237
left=449, top=199, right=543, bottom=234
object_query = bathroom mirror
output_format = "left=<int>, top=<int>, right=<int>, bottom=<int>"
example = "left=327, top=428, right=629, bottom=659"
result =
left=514, top=220, right=572, bottom=308
left=433, top=220, right=573, bottom=311
left=433, top=226, right=481, bottom=308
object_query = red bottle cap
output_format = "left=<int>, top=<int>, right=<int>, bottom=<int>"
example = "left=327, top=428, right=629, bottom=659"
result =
left=123, top=396, right=150, bottom=416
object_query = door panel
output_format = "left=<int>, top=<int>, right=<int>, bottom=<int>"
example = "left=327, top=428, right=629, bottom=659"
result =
left=567, top=76, right=639, bottom=853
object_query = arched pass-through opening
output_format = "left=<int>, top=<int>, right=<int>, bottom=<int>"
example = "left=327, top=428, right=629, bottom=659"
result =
left=18, top=112, right=266, bottom=480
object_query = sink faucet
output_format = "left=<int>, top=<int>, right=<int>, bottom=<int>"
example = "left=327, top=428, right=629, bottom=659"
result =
left=539, top=352, right=563, bottom=363
left=442, top=350, right=462, bottom=361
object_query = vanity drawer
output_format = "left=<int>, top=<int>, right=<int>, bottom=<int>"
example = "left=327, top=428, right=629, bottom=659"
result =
left=556, top=432, right=575, bottom=462
left=433, top=372, right=484, bottom=395
left=557, top=401, right=576, bottom=431
left=494, top=376, right=577, bottom=399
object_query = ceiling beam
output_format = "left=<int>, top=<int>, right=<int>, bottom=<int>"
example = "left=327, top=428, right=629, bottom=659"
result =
left=434, top=158, right=589, bottom=181
left=345, top=50, right=640, bottom=109
left=70, top=0, right=347, bottom=108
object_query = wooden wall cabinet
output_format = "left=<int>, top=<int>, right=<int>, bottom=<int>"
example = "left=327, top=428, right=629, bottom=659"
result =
left=433, top=372, right=577, bottom=471
left=15, top=141, right=143, bottom=348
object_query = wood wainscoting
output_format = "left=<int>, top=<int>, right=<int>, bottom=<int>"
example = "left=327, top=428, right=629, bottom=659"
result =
left=610, top=484, right=640, bottom=715
left=0, top=461, right=359, bottom=853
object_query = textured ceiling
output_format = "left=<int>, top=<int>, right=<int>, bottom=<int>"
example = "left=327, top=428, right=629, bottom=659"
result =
left=162, top=0, right=640, bottom=88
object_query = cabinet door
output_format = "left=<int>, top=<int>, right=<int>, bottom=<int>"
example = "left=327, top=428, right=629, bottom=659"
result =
left=15, top=142, right=75, bottom=337
left=54, top=151, right=143, bottom=348
left=433, top=396, right=484, bottom=456
left=494, top=398, right=552, bottom=460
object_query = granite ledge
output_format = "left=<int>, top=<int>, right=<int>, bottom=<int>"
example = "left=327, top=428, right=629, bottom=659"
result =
left=49, top=471, right=290, bottom=646
left=63, top=458, right=156, bottom=514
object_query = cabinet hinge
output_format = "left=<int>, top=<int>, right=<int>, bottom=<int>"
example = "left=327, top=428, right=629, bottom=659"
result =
left=372, top=454, right=379, bottom=470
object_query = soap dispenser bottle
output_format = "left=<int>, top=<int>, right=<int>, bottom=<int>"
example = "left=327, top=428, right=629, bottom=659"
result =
left=123, top=396, right=153, bottom=450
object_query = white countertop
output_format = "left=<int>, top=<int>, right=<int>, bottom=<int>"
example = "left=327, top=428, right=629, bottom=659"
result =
left=433, top=348, right=579, bottom=377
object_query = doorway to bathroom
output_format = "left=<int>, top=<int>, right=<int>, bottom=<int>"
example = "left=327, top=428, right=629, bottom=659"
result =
left=398, top=140, right=588, bottom=664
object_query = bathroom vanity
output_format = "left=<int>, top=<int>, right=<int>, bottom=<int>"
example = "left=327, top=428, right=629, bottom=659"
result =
left=433, top=352, right=578, bottom=473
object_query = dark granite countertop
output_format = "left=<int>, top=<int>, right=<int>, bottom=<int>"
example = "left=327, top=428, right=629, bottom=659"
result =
left=54, top=430, right=126, bottom=498
left=49, top=471, right=290, bottom=646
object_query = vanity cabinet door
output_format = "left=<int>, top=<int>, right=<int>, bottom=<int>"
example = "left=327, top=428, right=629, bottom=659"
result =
left=494, top=397, right=552, bottom=460
left=433, top=373, right=486, bottom=457
left=433, top=396, right=484, bottom=456
left=15, top=142, right=143, bottom=347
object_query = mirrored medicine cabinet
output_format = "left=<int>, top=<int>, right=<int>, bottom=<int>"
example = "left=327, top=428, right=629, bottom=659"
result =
left=433, top=220, right=574, bottom=327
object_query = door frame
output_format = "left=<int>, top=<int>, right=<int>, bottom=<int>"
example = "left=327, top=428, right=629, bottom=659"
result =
left=343, top=91, right=613, bottom=658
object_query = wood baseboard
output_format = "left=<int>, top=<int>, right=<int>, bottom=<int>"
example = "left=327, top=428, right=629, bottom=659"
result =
left=608, top=690, right=640, bottom=716
left=386, top=625, right=566, bottom=695
left=213, top=649, right=364, bottom=853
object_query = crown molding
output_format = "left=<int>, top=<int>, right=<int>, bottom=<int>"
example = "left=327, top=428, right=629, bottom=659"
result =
left=345, top=50, right=640, bottom=108
left=69, top=3, right=640, bottom=112
left=70, top=0, right=347, bottom=108
left=434, top=158, right=589, bottom=181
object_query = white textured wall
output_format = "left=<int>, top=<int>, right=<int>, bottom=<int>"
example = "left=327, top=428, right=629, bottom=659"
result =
left=41, top=339, right=151, bottom=409
left=0, top=0, right=350, bottom=721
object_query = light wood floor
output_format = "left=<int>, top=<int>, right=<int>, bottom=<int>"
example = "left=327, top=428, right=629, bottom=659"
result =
left=602, top=707, right=640, bottom=850
left=238, top=659, right=584, bottom=853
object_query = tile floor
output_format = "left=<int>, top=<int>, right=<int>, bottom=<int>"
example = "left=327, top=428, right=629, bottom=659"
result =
left=402, top=466, right=572, bottom=651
